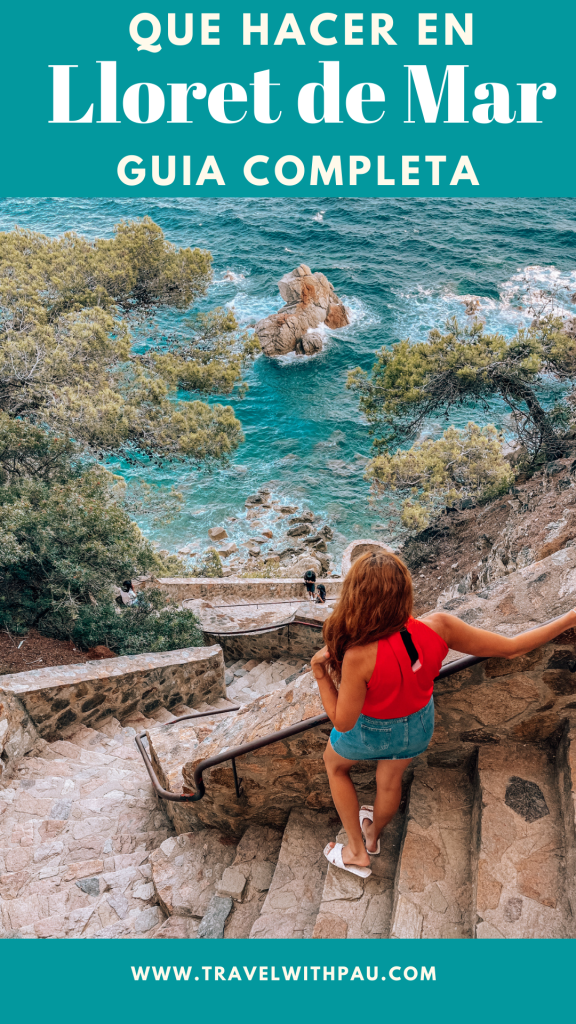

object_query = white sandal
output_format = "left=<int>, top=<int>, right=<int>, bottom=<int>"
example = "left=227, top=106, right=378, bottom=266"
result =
left=323, top=843, right=372, bottom=878
left=359, top=806, right=380, bottom=856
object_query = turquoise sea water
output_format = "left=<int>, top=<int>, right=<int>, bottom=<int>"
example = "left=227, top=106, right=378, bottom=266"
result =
left=2, top=197, right=576, bottom=559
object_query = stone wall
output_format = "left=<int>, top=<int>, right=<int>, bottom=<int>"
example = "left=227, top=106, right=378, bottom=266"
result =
left=144, top=577, right=342, bottom=604
left=204, top=621, right=324, bottom=664
left=148, top=671, right=340, bottom=837
left=0, top=646, right=226, bottom=742
left=0, top=690, right=41, bottom=779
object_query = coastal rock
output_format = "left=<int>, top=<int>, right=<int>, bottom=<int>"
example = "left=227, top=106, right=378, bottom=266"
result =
left=208, top=526, right=228, bottom=541
left=295, top=332, right=323, bottom=355
left=288, top=524, right=312, bottom=538
left=341, top=539, right=394, bottom=576
left=255, top=264, right=349, bottom=357
left=217, top=542, right=238, bottom=558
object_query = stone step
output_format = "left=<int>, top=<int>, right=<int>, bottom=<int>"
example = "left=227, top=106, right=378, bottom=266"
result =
left=254, top=661, right=295, bottom=691
left=314, top=800, right=406, bottom=939
left=390, top=759, right=477, bottom=939
left=62, top=724, right=117, bottom=754
left=249, top=807, right=336, bottom=938
left=241, top=660, right=270, bottom=683
left=149, top=707, right=175, bottom=724
left=555, top=716, right=576, bottom=923
left=149, top=824, right=283, bottom=939
left=227, top=660, right=308, bottom=704
left=219, top=825, right=283, bottom=938
left=475, top=742, right=572, bottom=938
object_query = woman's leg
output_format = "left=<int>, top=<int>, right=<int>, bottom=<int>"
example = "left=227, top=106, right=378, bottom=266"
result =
left=323, top=741, right=370, bottom=869
left=361, top=758, right=411, bottom=853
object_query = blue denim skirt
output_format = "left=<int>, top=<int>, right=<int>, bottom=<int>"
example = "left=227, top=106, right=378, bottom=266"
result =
left=330, top=696, right=434, bottom=761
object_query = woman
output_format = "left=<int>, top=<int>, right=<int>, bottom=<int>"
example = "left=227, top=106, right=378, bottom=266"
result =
left=310, top=550, right=576, bottom=878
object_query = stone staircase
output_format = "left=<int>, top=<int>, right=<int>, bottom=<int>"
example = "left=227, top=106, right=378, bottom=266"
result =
left=0, top=692, right=236, bottom=939
left=224, top=657, right=309, bottom=704
left=143, top=724, right=576, bottom=940
left=4, top=664, right=576, bottom=939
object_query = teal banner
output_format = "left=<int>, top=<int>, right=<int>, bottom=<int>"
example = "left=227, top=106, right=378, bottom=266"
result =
left=0, top=937, right=572, bottom=1022
left=1, top=0, right=573, bottom=195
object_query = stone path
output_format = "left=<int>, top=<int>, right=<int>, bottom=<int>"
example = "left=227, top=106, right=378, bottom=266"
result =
left=0, top=715, right=174, bottom=938
left=390, top=762, right=476, bottom=938
left=249, top=808, right=336, bottom=939
left=476, top=742, right=572, bottom=938
left=225, top=657, right=309, bottom=704
left=4, top=637, right=576, bottom=940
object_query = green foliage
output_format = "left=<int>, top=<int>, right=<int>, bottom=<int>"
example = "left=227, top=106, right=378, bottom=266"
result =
left=68, top=590, right=204, bottom=658
left=236, top=558, right=284, bottom=579
left=187, top=548, right=224, bottom=578
left=0, top=421, right=193, bottom=636
left=0, top=462, right=149, bottom=633
left=367, top=422, right=515, bottom=533
left=0, top=411, right=76, bottom=486
left=0, top=218, right=246, bottom=465
left=148, top=307, right=260, bottom=397
left=348, top=315, right=576, bottom=461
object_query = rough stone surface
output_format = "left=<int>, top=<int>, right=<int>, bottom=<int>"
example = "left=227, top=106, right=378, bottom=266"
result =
left=1, top=647, right=226, bottom=742
left=390, top=762, right=476, bottom=939
left=223, top=825, right=283, bottom=937
left=505, top=777, right=550, bottom=823
left=254, top=265, right=349, bottom=357
left=475, top=743, right=572, bottom=938
left=341, top=539, right=393, bottom=577
left=149, top=831, right=237, bottom=918
left=0, top=720, right=172, bottom=938
left=0, top=691, right=41, bottom=778
left=198, top=895, right=233, bottom=937
left=217, top=866, right=247, bottom=900
left=208, top=527, right=228, bottom=541
left=250, top=808, right=335, bottom=938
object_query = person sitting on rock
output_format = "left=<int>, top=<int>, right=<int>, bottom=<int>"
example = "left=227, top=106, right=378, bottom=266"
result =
left=310, top=550, right=576, bottom=879
left=303, top=569, right=316, bottom=601
left=315, top=583, right=327, bottom=604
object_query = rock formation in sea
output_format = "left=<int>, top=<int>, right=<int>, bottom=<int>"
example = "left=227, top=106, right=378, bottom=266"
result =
left=254, top=264, right=349, bottom=357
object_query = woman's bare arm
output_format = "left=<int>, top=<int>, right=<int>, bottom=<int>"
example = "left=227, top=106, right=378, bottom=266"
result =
left=310, top=645, right=373, bottom=732
left=421, top=608, right=576, bottom=660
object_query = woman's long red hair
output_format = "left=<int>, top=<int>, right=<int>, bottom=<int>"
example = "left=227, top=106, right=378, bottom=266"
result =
left=323, top=550, right=413, bottom=683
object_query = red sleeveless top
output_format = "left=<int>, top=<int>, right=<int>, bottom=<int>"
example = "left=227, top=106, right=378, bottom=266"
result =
left=361, top=617, right=448, bottom=720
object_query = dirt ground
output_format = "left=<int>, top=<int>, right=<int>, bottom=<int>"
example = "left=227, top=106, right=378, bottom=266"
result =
left=0, top=629, right=93, bottom=676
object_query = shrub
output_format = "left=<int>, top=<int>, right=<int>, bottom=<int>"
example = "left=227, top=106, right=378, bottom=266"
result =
left=64, top=589, right=204, bottom=657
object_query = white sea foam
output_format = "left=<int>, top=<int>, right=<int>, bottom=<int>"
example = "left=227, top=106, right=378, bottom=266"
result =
left=214, top=269, right=247, bottom=286
left=393, top=264, right=576, bottom=344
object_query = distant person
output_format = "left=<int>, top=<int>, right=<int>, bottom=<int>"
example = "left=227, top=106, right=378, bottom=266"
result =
left=311, top=549, right=576, bottom=879
left=303, top=569, right=316, bottom=601
left=316, top=584, right=327, bottom=604
left=116, top=580, right=137, bottom=607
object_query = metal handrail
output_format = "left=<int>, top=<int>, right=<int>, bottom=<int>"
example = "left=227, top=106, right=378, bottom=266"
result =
left=135, top=651, right=487, bottom=803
